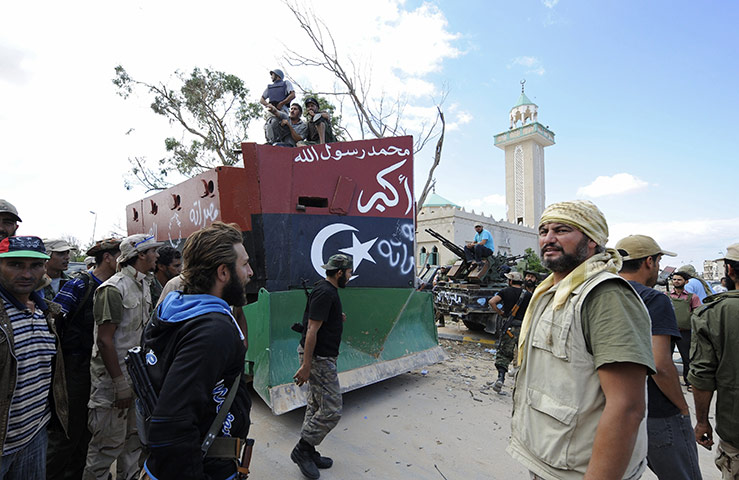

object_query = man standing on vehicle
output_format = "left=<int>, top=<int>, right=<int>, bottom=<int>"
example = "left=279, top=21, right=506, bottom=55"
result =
left=616, top=235, right=701, bottom=479
left=508, top=200, right=655, bottom=480
left=291, top=254, right=352, bottom=479
left=0, top=236, right=67, bottom=479
left=488, top=271, right=531, bottom=393
left=142, top=221, right=253, bottom=480
left=260, top=68, right=295, bottom=145
left=689, top=243, right=739, bottom=480
left=47, top=238, right=121, bottom=480
left=464, top=223, right=494, bottom=266
left=84, top=234, right=161, bottom=480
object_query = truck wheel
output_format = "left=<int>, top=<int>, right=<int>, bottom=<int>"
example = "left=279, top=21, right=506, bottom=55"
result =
left=462, top=319, right=486, bottom=331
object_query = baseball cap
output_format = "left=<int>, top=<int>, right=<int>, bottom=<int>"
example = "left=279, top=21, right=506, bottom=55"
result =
left=676, top=264, right=697, bottom=277
left=86, top=237, right=122, bottom=256
left=0, top=200, right=21, bottom=222
left=84, top=256, right=96, bottom=267
left=322, top=254, right=353, bottom=270
left=717, top=243, right=739, bottom=263
left=474, top=223, right=483, bottom=227
left=0, top=236, right=50, bottom=259
left=117, top=234, right=164, bottom=263
left=504, top=271, right=523, bottom=282
left=43, top=238, right=74, bottom=254
left=615, top=235, right=677, bottom=261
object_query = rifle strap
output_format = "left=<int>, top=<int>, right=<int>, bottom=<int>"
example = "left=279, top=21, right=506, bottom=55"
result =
left=508, top=287, right=529, bottom=319
left=201, top=373, right=242, bottom=457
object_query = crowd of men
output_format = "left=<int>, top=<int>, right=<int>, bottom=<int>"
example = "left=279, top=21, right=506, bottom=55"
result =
left=260, top=68, right=335, bottom=147
left=1, top=191, right=738, bottom=480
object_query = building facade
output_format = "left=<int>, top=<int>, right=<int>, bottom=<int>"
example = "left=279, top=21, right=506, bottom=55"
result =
left=493, top=83, right=555, bottom=227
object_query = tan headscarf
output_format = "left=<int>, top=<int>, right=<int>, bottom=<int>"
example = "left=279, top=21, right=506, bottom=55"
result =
left=517, top=200, right=620, bottom=364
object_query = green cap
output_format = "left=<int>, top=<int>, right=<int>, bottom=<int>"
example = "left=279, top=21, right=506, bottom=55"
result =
left=322, top=253, right=353, bottom=270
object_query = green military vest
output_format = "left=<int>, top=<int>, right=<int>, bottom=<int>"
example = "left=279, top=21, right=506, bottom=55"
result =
left=670, top=292, right=694, bottom=330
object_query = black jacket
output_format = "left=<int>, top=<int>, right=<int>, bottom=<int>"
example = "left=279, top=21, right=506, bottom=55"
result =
left=142, top=293, right=250, bottom=480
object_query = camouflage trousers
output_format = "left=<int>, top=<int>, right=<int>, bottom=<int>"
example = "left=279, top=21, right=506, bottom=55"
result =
left=299, top=352, right=342, bottom=446
left=495, top=325, right=521, bottom=371
left=83, top=405, right=141, bottom=480
left=716, top=439, right=739, bottom=480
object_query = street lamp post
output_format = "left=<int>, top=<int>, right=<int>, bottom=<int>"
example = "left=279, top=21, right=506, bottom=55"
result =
left=90, top=211, right=97, bottom=244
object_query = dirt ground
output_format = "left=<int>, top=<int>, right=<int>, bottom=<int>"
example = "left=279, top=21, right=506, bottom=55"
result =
left=247, top=332, right=721, bottom=479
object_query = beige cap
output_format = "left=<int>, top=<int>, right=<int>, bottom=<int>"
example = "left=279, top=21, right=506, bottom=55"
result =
left=117, top=234, right=163, bottom=263
left=84, top=256, right=96, bottom=267
left=0, top=199, right=21, bottom=222
left=615, top=235, right=677, bottom=261
left=717, top=243, right=739, bottom=263
left=504, top=271, right=523, bottom=282
left=677, top=264, right=697, bottom=277
left=43, top=238, right=74, bottom=254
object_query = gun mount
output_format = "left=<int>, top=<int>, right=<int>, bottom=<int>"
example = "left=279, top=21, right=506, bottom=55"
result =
left=425, top=228, right=524, bottom=333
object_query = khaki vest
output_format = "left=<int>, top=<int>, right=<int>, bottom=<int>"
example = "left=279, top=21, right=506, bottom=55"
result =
left=508, top=271, right=648, bottom=480
left=88, top=266, right=152, bottom=408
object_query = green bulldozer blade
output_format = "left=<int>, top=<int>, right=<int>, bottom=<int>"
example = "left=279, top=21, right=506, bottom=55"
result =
left=244, top=287, right=447, bottom=414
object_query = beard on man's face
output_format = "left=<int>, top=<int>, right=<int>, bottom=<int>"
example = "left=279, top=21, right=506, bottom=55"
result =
left=725, top=266, right=736, bottom=291
left=524, top=280, right=536, bottom=289
left=222, top=265, right=248, bottom=306
left=337, top=271, right=348, bottom=289
left=541, top=236, right=591, bottom=273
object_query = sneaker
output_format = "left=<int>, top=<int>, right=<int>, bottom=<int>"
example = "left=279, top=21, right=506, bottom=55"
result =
left=291, top=445, right=320, bottom=479
left=312, top=451, right=333, bottom=469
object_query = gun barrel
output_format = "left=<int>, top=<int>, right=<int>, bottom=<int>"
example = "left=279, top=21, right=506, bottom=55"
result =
left=425, top=228, right=466, bottom=258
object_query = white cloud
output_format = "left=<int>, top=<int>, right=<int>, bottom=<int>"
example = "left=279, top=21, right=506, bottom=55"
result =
left=513, top=56, right=538, bottom=68
left=542, top=0, right=560, bottom=8
left=510, top=56, right=546, bottom=76
left=446, top=109, right=473, bottom=131
left=459, top=194, right=506, bottom=218
left=577, top=173, right=648, bottom=197
left=608, top=217, right=739, bottom=266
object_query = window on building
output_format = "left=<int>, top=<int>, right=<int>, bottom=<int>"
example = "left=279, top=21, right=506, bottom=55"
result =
left=430, top=246, right=439, bottom=266
left=420, top=247, right=427, bottom=266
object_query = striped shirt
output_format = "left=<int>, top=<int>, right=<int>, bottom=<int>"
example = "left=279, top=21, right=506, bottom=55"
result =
left=1, top=297, right=56, bottom=454
left=53, top=272, right=102, bottom=317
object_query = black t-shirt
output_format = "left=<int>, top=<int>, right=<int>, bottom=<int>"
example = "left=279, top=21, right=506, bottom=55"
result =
left=300, top=280, right=343, bottom=357
left=495, top=286, right=532, bottom=322
left=628, top=280, right=682, bottom=418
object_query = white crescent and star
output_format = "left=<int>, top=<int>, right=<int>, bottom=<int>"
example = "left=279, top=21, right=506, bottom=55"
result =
left=310, top=223, right=378, bottom=280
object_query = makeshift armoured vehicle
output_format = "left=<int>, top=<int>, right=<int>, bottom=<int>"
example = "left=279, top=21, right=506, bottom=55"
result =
left=126, top=136, right=445, bottom=414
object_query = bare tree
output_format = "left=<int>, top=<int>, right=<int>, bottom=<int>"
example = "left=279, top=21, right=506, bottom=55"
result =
left=282, top=0, right=446, bottom=155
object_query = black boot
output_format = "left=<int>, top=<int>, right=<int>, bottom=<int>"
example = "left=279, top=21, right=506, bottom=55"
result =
left=291, top=439, right=320, bottom=479
left=492, top=368, right=506, bottom=393
left=312, top=450, right=333, bottom=469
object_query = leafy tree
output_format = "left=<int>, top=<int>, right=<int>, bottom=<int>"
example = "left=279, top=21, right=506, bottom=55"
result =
left=113, top=66, right=262, bottom=191
left=517, top=248, right=549, bottom=275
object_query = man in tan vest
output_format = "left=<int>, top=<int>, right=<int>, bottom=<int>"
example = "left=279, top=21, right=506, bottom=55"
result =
left=83, top=234, right=161, bottom=480
left=507, top=200, right=655, bottom=480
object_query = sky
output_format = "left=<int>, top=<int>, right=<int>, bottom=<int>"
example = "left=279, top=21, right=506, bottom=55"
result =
left=1, top=0, right=737, bottom=270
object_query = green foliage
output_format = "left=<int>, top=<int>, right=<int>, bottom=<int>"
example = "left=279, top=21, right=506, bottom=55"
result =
left=516, top=248, right=549, bottom=275
left=300, top=90, right=346, bottom=141
left=113, top=66, right=262, bottom=191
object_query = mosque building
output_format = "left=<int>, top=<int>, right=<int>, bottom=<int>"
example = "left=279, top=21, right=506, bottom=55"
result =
left=416, top=82, right=555, bottom=268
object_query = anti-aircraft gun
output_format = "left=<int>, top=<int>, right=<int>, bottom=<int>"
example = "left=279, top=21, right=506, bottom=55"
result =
left=426, top=228, right=524, bottom=333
